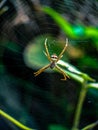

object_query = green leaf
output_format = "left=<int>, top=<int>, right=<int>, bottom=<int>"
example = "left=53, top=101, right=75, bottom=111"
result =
left=57, top=60, right=95, bottom=83
left=42, top=6, right=98, bottom=48
left=87, top=83, right=98, bottom=89
left=42, top=6, right=76, bottom=39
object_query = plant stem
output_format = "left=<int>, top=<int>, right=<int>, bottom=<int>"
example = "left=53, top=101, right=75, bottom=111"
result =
left=82, top=120, right=98, bottom=130
left=72, top=80, right=88, bottom=130
left=0, top=109, right=34, bottom=130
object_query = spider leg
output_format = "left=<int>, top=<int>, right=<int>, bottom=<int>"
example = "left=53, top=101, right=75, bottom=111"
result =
left=43, top=51, right=48, bottom=57
left=34, top=64, right=50, bottom=76
left=55, top=65, right=70, bottom=80
left=57, top=38, right=68, bottom=62
left=44, top=38, right=51, bottom=61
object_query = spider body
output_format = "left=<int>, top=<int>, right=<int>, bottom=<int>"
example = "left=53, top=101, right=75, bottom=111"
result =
left=51, top=54, right=58, bottom=61
left=50, top=54, right=58, bottom=69
left=34, top=38, right=69, bottom=80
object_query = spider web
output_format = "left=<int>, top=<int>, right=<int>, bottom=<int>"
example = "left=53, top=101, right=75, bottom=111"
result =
left=0, top=0, right=98, bottom=129
left=0, top=1, right=98, bottom=87
left=0, top=0, right=98, bottom=98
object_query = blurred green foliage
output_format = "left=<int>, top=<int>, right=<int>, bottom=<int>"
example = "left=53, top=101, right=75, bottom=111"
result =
left=0, top=0, right=98, bottom=130
left=48, top=125, right=68, bottom=130
left=42, top=6, right=98, bottom=44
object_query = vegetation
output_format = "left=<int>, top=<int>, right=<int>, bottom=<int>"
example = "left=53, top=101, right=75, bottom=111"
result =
left=0, top=0, right=98, bottom=130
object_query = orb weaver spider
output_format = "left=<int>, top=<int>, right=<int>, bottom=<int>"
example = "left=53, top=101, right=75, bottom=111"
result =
left=34, top=38, right=69, bottom=80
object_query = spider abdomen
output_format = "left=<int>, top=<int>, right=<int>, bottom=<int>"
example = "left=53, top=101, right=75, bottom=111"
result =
left=50, top=61, right=56, bottom=69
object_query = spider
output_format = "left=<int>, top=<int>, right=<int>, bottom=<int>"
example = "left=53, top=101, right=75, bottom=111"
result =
left=34, top=38, right=69, bottom=80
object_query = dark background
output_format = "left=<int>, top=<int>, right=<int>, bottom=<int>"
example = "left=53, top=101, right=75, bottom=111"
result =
left=0, top=0, right=98, bottom=130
